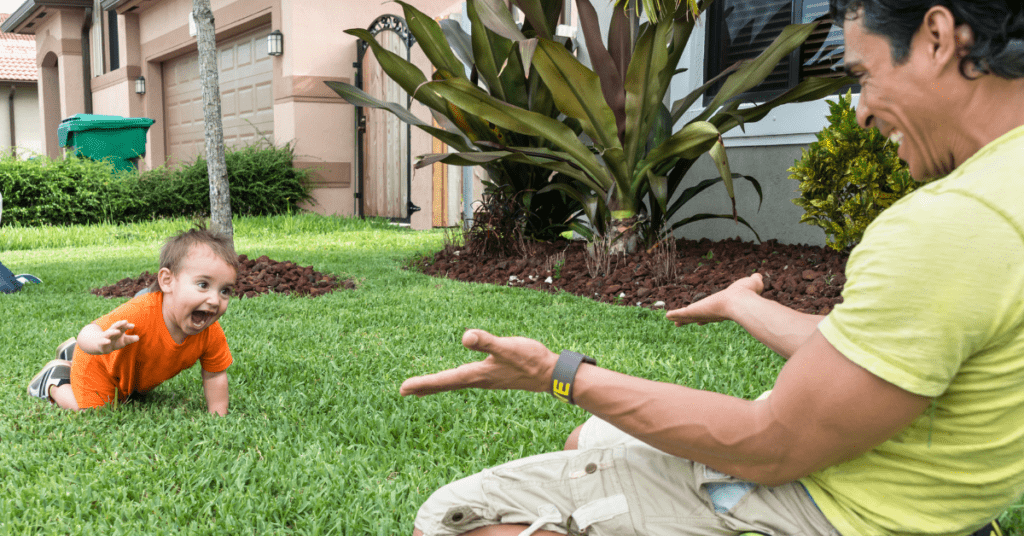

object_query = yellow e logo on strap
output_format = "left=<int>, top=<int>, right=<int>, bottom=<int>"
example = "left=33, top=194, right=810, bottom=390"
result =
left=552, top=379, right=571, bottom=403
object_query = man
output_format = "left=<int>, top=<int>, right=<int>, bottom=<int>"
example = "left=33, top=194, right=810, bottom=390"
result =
left=401, top=1, right=1024, bottom=534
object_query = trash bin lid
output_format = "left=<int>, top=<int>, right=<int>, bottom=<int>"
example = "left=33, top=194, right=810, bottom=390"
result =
left=58, top=114, right=156, bottom=147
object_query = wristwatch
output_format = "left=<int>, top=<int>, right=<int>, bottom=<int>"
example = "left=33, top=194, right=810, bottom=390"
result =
left=551, top=350, right=597, bottom=405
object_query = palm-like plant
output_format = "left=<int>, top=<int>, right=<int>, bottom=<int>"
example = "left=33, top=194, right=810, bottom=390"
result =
left=330, top=0, right=853, bottom=251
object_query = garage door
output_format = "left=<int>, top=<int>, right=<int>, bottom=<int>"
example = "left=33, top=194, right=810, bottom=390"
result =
left=163, top=26, right=274, bottom=166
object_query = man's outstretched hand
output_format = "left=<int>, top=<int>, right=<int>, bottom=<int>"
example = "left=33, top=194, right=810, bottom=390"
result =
left=665, top=273, right=765, bottom=326
left=400, top=329, right=559, bottom=397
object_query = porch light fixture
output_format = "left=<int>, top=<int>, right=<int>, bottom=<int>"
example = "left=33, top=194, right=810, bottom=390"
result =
left=267, top=30, right=283, bottom=56
left=135, top=76, right=146, bottom=95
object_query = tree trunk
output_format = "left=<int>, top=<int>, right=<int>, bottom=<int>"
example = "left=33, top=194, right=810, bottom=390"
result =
left=194, top=0, right=233, bottom=244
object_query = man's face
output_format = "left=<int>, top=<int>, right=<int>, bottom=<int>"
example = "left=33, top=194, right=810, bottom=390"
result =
left=843, top=14, right=958, bottom=181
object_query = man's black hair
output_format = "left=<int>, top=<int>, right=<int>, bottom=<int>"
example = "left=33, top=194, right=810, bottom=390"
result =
left=830, top=0, right=1024, bottom=79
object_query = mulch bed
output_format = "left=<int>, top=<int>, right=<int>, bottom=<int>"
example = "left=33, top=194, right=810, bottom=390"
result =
left=91, top=254, right=355, bottom=299
left=412, top=237, right=848, bottom=315
left=91, top=236, right=848, bottom=317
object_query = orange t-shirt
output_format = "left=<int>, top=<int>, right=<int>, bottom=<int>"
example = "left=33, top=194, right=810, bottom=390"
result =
left=70, top=291, right=232, bottom=408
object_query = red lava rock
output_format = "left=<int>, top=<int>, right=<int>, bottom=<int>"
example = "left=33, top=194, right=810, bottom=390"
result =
left=91, top=254, right=356, bottom=299
left=412, top=237, right=848, bottom=315
left=802, top=269, right=823, bottom=281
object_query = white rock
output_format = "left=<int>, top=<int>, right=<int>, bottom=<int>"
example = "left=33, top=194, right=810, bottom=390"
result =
left=545, top=276, right=553, bottom=284
left=653, top=301, right=666, bottom=309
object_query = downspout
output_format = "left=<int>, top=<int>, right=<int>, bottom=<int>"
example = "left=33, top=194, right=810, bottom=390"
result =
left=81, top=7, right=93, bottom=114
left=8, top=86, right=15, bottom=157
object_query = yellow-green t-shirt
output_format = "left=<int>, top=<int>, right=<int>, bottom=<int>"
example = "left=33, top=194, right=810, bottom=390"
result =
left=805, top=125, right=1024, bottom=536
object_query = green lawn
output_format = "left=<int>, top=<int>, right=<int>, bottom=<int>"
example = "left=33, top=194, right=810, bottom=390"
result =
left=1, top=215, right=1019, bottom=534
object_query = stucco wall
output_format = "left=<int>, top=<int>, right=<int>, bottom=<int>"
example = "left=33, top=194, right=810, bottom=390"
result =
left=0, top=85, right=42, bottom=157
left=674, top=144, right=826, bottom=246
left=90, top=77, right=132, bottom=117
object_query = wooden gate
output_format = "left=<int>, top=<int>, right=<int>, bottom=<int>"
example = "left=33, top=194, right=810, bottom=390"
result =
left=355, top=15, right=420, bottom=222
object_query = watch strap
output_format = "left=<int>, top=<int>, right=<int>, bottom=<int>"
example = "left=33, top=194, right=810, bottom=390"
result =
left=551, top=350, right=597, bottom=404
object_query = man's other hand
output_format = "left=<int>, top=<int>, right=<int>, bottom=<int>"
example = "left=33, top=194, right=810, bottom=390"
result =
left=666, top=273, right=765, bottom=326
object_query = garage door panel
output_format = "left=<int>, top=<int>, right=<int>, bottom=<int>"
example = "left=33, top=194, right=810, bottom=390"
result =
left=220, top=48, right=234, bottom=70
left=222, top=88, right=237, bottom=118
left=256, top=81, right=272, bottom=112
left=163, top=26, right=273, bottom=166
left=237, top=86, right=253, bottom=115
left=236, top=40, right=252, bottom=66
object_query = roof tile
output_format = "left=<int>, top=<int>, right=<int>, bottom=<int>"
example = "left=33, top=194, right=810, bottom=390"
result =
left=0, top=13, right=38, bottom=82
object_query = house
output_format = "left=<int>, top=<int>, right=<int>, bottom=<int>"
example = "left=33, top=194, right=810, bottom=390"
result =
left=0, top=0, right=465, bottom=230
left=0, top=12, right=41, bottom=157
left=1, top=0, right=852, bottom=244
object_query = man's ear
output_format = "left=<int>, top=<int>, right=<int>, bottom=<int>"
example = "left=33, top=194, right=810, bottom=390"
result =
left=157, top=267, right=174, bottom=293
left=921, top=5, right=960, bottom=67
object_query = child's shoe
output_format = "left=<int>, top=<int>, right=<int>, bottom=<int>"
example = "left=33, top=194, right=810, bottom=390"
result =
left=55, top=337, right=76, bottom=361
left=27, top=359, right=71, bottom=400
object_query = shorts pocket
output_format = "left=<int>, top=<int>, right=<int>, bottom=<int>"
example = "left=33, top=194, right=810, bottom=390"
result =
left=562, top=447, right=638, bottom=536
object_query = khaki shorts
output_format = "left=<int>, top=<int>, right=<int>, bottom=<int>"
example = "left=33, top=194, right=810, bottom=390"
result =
left=415, top=416, right=840, bottom=536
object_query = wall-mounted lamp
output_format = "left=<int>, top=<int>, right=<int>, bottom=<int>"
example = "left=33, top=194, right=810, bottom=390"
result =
left=267, top=30, right=283, bottom=56
left=135, top=76, right=146, bottom=95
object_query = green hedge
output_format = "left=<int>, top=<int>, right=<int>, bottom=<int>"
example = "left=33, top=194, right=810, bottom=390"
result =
left=0, top=142, right=314, bottom=226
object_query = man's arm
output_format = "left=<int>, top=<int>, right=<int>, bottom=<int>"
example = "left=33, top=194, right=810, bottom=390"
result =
left=401, top=329, right=930, bottom=486
left=201, top=369, right=229, bottom=416
left=666, top=274, right=824, bottom=359
left=572, top=329, right=929, bottom=484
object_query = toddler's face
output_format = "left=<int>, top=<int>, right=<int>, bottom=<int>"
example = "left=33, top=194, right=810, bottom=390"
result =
left=160, top=243, right=237, bottom=343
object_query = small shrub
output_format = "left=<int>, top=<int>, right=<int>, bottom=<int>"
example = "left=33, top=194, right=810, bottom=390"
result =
left=788, top=90, right=922, bottom=252
left=142, top=141, right=313, bottom=219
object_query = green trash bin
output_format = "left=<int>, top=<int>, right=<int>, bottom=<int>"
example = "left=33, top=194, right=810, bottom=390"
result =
left=57, top=114, right=155, bottom=173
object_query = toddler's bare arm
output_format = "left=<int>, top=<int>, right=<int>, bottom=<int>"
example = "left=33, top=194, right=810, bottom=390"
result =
left=76, top=320, right=140, bottom=355
left=201, top=368, right=229, bottom=416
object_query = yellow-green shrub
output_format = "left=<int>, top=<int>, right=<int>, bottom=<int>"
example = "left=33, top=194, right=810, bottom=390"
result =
left=788, top=91, right=921, bottom=252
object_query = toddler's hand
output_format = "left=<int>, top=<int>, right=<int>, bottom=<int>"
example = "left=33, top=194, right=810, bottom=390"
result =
left=96, top=320, right=140, bottom=353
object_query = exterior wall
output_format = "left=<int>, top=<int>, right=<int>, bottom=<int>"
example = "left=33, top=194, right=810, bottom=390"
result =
left=33, top=9, right=87, bottom=159
left=89, top=74, right=135, bottom=116
left=676, top=144, right=827, bottom=246
left=0, top=84, right=42, bottom=157
left=89, top=10, right=145, bottom=119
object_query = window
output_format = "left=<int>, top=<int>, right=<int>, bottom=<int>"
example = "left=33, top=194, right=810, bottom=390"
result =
left=107, top=10, right=119, bottom=72
left=704, top=0, right=849, bottom=103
